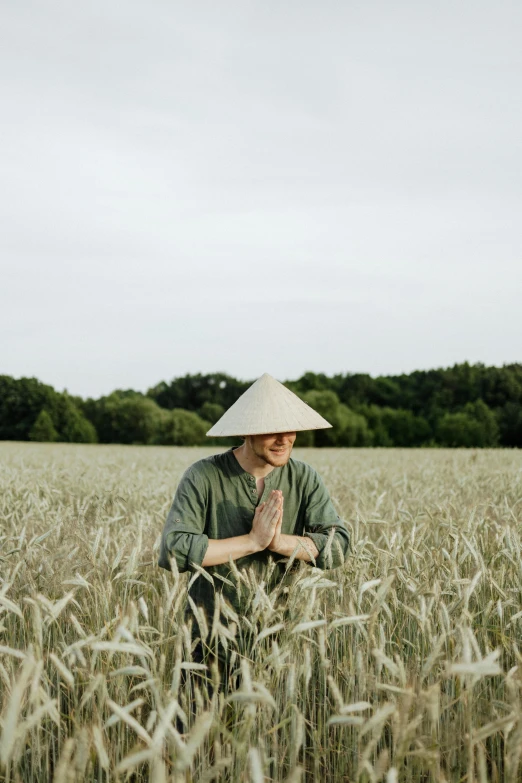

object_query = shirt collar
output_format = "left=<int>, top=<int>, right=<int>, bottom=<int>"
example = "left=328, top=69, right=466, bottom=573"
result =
left=225, top=447, right=282, bottom=483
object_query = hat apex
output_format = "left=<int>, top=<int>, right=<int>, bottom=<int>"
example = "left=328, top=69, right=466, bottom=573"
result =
left=206, top=373, right=332, bottom=437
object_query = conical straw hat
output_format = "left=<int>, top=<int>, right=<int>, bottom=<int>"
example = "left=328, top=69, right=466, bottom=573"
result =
left=206, top=373, right=332, bottom=437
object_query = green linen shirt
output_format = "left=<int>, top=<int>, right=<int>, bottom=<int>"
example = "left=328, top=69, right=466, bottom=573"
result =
left=158, top=448, right=350, bottom=621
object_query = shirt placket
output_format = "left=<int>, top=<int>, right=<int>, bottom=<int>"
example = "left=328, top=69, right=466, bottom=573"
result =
left=245, top=474, right=258, bottom=505
left=260, top=473, right=273, bottom=504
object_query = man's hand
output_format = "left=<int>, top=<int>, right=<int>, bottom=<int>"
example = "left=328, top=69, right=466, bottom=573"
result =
left=268, top=495, right=283, bottom=551
left=267, top=490, right=320, bottom=562
left=248, top=490, right=283, bottom=551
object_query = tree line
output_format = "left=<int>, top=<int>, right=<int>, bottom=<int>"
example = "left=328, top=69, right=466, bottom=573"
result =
left=1, top=362, right=522, bottom=448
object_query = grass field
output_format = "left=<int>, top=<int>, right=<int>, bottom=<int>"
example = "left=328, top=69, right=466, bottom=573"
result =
left=1, top=443, right=522, bottom=782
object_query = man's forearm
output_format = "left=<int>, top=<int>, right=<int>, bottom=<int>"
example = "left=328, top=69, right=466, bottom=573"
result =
left=271, top=534, right=319, bottom=561
left=201, top=535, right=261, bottom=567
left=200, top=532, right=319, bottom=568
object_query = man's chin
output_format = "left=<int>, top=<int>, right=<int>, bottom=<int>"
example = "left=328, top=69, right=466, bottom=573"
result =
left=265, top=451, right=291, bottom=466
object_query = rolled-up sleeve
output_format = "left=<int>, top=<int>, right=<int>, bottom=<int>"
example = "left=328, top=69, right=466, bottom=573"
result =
left=302, top=468, right=350, bottom=570
left=158, top=466, right=209, bottom=572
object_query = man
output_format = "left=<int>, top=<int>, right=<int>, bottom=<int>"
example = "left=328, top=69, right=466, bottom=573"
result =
left=158, top=373, right=350, bottom=660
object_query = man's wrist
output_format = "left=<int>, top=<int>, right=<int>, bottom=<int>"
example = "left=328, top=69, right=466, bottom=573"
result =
left=269, top=534, right=292, bottom=556
left=267, top=536, right=280, bottom=553
left=271, top=534, right=318, bottom=559
left=247, top=532, right=264, bottom=553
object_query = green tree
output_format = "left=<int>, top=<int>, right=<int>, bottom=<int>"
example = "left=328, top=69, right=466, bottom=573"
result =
left=436, top=401, right=498, bottom=448
left=336, top=374, right=378, bottom=409
left=301, top=390, right=341, bottom=447
left=463, top=399, right=499, bottom=446
left=0, top=376, right=62, bottom=440
left=147, top=373, right=250, bottom=412
left=155, top=409, right=210, bottom=446
left=55, top=394, right=98, bottom=443
left=302, top=390, right=370, bottom=447
left=0, top=377, right=97, bottom=443
left=291, top=372, right=333, bottom=394
left=29, top=409, right=59, bottom=442
left=103, top=394, right=165, bottom=445
left=436, top=413, right=483, bottom=447
left=497, top=402, right=522, bottom=447
left=294, top=429, right=315, bottom=447
left=199, top=401, right=225, bottom=425
left=356, top=405, right=392, bottom=446
left=336, top=405, right=371, bottom=446
left=380, top=408, right=432, bottom=447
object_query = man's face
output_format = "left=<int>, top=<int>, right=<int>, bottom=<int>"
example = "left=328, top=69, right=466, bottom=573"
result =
left=245, top=432, right=297, bottom=467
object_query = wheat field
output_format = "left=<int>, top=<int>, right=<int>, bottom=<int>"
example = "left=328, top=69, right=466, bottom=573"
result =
left=0, top=443, right=521, bottom=782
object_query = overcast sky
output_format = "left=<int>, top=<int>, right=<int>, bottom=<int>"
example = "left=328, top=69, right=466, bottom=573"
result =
left=1, top=0, right=521, bottom=399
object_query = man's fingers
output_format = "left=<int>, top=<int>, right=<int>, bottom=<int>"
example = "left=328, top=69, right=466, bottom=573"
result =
left=255, top=491, right=283, bottom=533
left=267, top=490, right=282, bottom=509
left=268, top=497, right=279, bottom=512
left=263, top=496, right=279, bottom=517
left=266, top=494, right=281, bottom=515
left=261, top=505, right=280, bottom=531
